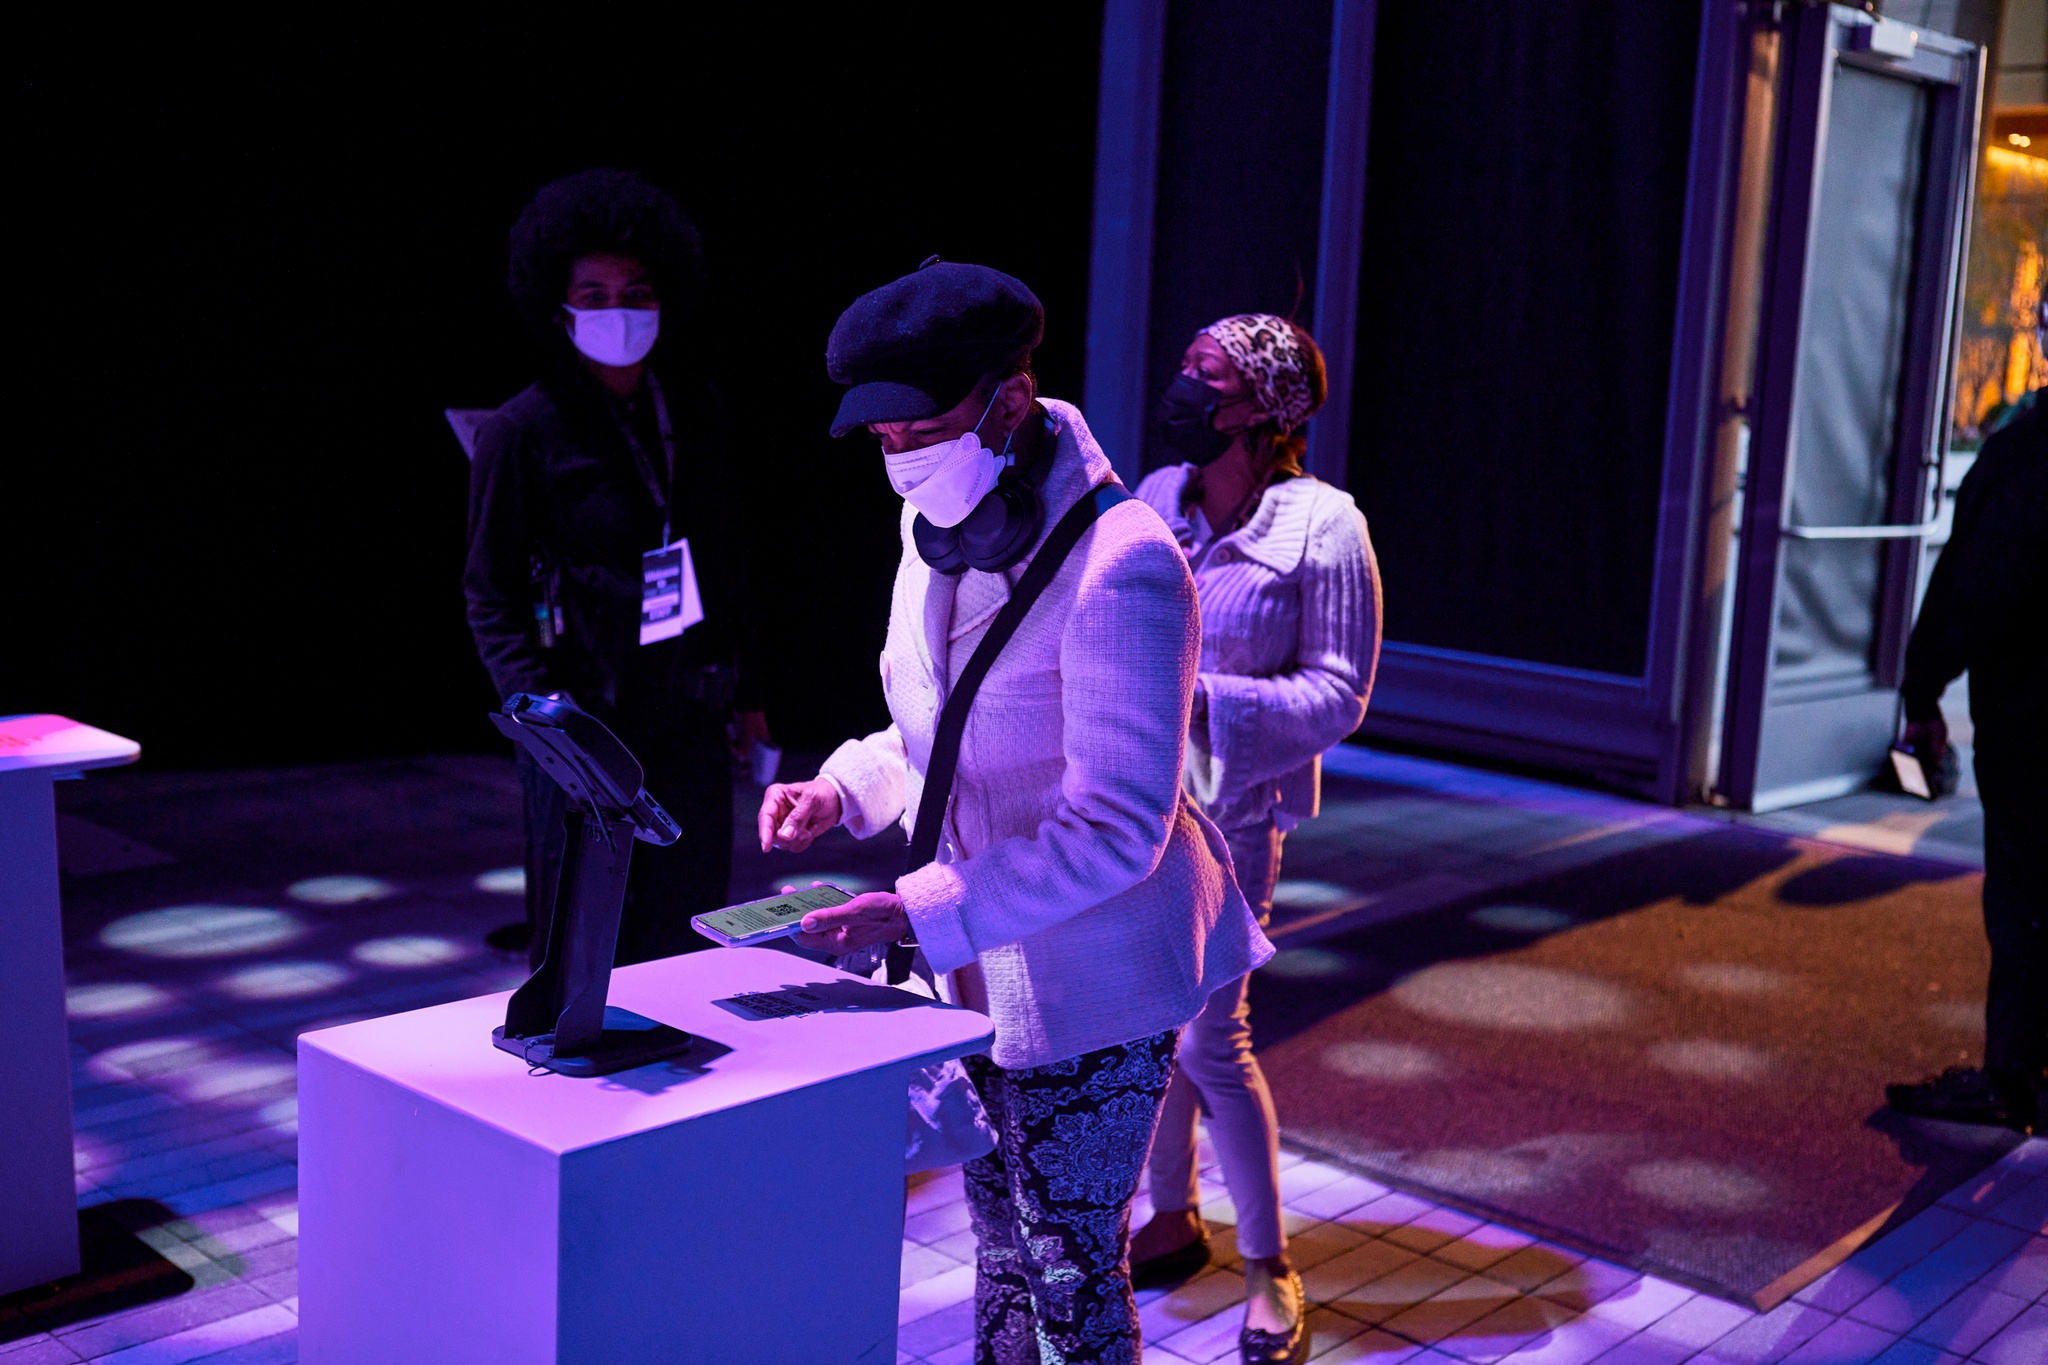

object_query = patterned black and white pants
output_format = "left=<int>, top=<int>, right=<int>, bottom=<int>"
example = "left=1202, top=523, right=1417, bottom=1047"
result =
left=962, top=1029, right=1181, bottom=1365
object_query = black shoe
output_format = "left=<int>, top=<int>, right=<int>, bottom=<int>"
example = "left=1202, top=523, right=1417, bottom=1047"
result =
left=1887, top=1066, right=2035, bottom=1133
left=1129, top=1233, right=1211, bottom=1290
left=1239, top=1271, right=1308, bottom=1364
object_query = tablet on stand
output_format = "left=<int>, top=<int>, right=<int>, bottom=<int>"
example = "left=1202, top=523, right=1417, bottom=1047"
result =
left=487, top=693, right=694, bottom=1077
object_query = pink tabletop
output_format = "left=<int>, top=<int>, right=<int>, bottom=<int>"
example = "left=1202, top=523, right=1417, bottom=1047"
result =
left=300, top=946, right=993, bottom=1155
left=0, top=714, right=139, bottom=773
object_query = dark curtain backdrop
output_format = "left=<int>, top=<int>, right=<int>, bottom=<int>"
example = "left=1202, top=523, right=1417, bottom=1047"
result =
left=1142, top=0, right=1333, bottom=473
left=7, top=10, right=1103, bottom=767
left=1348, top=1, right=1701, bottom=677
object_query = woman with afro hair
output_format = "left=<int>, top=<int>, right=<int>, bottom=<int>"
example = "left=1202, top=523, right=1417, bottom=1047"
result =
left=464, top=168, right=766, bottom=966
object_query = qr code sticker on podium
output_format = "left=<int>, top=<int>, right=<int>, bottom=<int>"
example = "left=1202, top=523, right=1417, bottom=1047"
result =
left=724, top=988, right=828, bottom=1019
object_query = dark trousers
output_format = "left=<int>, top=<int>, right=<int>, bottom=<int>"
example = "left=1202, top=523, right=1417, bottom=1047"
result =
left=963, top=1030, right=1180, bottom=1365
left=520, top=702, right=732, bottom=968
left=1977, top=754, right=2047, bottom=1080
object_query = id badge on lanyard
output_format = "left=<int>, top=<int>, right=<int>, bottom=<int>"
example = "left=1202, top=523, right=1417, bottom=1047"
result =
left=618, top=375, right=703, bottom=646
left=641, top=536, right=704, bottom=645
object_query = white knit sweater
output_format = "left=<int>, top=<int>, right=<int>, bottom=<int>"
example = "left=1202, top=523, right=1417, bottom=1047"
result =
left=1135, top=465, right=1382, bottom=832
left=821, top=402, right=1271, bottom=1069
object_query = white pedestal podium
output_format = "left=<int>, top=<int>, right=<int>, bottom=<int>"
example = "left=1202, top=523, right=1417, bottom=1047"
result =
left=298, top=946, right=994, bottom=1365
left=0, top=714, right=141, bottom=1296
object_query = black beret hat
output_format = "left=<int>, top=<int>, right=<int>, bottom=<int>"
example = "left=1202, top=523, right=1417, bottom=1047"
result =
left=826, top=259, right=1044, bottom=437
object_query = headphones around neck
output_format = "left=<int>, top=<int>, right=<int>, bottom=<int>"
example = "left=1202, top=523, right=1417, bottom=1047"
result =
left=911, top=407, right=1057, bottom=575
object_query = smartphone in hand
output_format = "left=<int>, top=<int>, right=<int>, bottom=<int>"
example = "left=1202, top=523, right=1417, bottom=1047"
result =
left=693, top=884, right=855, bottom=948
left=1888, top=739, right=1959, bottom=801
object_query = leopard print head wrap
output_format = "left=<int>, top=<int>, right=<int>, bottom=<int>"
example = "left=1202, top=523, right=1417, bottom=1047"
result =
left=1199, top=313, right=1319, bottom=434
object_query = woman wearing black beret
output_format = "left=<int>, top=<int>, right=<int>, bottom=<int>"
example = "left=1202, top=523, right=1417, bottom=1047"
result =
left=464, top=169, right=766, bottom=967
left=762, top=260, right=1273, bottom=1365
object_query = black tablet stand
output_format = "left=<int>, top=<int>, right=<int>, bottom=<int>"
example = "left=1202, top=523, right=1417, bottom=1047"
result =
left=488, top=693, right=694, bottom=1077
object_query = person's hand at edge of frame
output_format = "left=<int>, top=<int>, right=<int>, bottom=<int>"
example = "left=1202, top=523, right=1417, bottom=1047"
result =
left=1902, top=714, right=1950, bottom=768
left=792, top=891, right=910, bottom=954
left=757, top=778, right=841, bottom=853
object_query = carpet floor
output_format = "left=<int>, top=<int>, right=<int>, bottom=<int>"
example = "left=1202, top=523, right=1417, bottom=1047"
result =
left=1250, top=821, right=2022, bottom=1307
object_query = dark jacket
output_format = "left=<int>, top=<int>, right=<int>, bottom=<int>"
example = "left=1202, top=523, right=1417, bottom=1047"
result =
left=463, top=366, right=760, bottom=721
left=1902, top=391, right=2047, bottom=763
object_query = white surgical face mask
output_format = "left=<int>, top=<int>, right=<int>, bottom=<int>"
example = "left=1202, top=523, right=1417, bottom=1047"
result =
left=882, top=387, right=1009, bottom=529
left=565, top=306, right=660, bottom=367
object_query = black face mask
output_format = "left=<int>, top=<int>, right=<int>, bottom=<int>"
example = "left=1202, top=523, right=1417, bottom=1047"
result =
left=1154, top=372, right=1234, bottom=466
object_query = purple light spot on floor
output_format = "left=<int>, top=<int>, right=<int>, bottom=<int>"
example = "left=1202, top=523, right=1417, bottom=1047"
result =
left=1392, top=962, right=1635, bottom=1031
left=217, top=960, right=352, bottom=1000
left=352, top=935, right=468, bottom=968
left=102, top=905, right=303, bottom=958
left=287, top=875, right=396, bottom=905
left=67, top=981, right=176, bottom=1018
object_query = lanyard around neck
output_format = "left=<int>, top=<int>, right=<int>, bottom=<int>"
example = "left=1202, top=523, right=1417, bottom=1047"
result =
left=613, top=373, right=677, bottom=545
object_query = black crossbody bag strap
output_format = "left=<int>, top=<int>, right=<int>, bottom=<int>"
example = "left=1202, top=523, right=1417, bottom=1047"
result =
left=885, top=481, right=1131, bottom=983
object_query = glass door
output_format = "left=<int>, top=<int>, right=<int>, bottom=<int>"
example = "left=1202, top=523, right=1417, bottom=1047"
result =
left=1718, top=6, right=1984, bottom=812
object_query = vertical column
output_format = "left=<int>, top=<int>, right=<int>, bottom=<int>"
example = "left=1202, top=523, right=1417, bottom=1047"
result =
left=1306, top=0, right=1379, bottom=490
left=0, top=767, right=81, bottom=1293
left=1084, top=0, right=1168, bottom=487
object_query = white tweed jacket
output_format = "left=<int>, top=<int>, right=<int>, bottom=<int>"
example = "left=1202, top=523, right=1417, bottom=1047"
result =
left=1136, top=465, right=1382, bottom=832
left=820, top=401, right=1272, bottom=1069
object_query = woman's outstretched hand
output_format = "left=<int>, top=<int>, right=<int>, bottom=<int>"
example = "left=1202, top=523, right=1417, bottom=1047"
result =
left=757, top=778, right=842, bottom=853
left=792, top=891, right=911, bottom=954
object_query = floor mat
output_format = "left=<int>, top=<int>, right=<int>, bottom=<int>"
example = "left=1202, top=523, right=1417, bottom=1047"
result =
left=1251, top=822, right=2021, bottom=1307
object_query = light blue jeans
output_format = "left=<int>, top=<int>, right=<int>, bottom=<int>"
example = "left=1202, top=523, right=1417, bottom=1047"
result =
left=1147, top=818, right=1286, bottom=1259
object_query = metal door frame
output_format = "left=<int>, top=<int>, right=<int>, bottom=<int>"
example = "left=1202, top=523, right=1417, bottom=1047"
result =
left=1718, top=4, right=1983, bottom=812
left=1289, top=0, right=1748, bottom=801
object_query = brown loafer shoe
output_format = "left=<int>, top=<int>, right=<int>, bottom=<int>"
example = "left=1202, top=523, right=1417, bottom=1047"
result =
left=1238, top=1271, right=1308, bottom=1364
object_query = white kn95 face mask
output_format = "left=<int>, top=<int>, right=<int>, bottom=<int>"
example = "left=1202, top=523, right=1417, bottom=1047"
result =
left=882, top=386, right=1007, bottom=529
left=565, top=306, right=661, bottom=367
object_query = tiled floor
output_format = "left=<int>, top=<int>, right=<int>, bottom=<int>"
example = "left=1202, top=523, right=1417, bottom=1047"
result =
left=12, top=744, right=2031, bottom=1363
left=890, top=1135, right=2046, bottom=1364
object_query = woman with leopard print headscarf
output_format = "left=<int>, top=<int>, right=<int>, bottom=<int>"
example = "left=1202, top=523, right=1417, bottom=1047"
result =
left=1131, top=315, right=1383, bottom=1365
